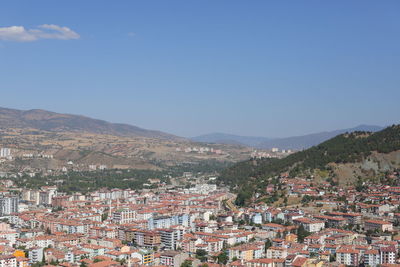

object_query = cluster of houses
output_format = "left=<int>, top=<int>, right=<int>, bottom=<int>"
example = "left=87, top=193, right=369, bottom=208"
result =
left=0, top=171, right=399, bottom=267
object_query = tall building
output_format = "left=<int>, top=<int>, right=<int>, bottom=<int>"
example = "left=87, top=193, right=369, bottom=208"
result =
left=0, top=148, right=11, bottom=158
left=148, top=214, right=191, bottom=230
left=0, top=196, right=19, bottom=216
left=112, top=208, right=137, bottom=224
left=159, top=228, right=183, bottom=250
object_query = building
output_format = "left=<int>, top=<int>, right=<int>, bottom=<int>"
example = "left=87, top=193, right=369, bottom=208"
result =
left=51, top=196, right=71, bottom=207
left=0, top=255, right=17, bottom=267
left=159, top=251, right=188, bottom=267
left=112, top=209, right=136, bottom=224
left=245, top=258, right=282, bottom=267
left=38, top=187, right=57, bottom=206
left=380, top=246, right=396, bottom=264
left=229, top=243, right=265, bottom=261
left=363, top=250, right=380, bottom=267
left=130, top=248, right=154, bottom=265
left=160, top=228, right=182, bottom=250
left=266, top=247, right=287, bottom=259
left=252, top=213, right=263, bottom=225
left=0, top=148, right=11, bottom=158
left=336, top=248, right=359, bottom=266
left=28, top=247, right=43, bottom=263
left=364, top=220, right=393, bottom=232
left=134, top=230, right=161, bottom=248
left=313, top=215, right=347, bottom=228
left=0, top=196, right=18, bottom=216
left=148, top=214, right=191, bottom=230
left=292, top=218, right=325, bottom=233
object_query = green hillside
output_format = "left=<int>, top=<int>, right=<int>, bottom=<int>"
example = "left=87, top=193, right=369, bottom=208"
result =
left=218, top=125, right=400, bottom=204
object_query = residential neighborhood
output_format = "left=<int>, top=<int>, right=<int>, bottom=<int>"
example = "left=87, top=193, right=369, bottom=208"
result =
left=0, top=170, right=399, bottom=267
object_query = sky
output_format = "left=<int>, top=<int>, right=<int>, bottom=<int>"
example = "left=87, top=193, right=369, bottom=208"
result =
left=1, top=1, right=399, bottom=138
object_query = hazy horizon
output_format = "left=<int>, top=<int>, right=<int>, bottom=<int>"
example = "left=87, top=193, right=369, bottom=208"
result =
left=0, top=105, right=388, bottom=139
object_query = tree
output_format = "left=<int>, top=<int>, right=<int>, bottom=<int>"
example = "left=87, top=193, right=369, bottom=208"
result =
left=117, top=259, right=126, bottom=265
left=297, top=225, right=310, bottom=243
left=301, top=195, right=312, bottom=204
left=355, top=177, right=366, bottom=192
left=235, top=190, right=252, bottom=206
left=217, top=251, right=228, bottom=265
left=195, top=249, right=208, bottom=262
left=265, top=239, right=272, bottom=252
left=283, top=197, right=288, bottom=206
left=180, top=260, right=192, bottom=267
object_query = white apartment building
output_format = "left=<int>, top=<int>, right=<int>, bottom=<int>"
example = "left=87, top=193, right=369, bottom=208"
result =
left=0, top=196, right=18, bottom=216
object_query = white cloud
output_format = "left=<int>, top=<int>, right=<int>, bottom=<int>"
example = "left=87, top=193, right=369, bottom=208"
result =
left=0, top=24, right=80, bottom=42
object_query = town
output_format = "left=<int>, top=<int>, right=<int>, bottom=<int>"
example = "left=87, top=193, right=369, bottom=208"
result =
left=0, top=168, right=399, bottom=267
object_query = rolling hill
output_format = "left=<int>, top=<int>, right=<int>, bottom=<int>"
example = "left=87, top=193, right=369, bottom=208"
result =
left=0, top=107, right=180, bottom=140
left=0, top=107, right=255, bottom=174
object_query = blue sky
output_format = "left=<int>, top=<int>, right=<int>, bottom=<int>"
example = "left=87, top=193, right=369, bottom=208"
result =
left=1, top=1, right=399, bottom=137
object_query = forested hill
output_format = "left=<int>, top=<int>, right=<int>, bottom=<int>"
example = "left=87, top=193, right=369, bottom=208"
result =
left=218, top=125, right=400, bottom=195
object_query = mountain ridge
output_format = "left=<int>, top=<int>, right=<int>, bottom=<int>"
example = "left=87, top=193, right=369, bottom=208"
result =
left=192, top=124, right=384, bottom=150
left=0, top=107, right=181, bottom=141
left=191, top=133, right=271, bottom=147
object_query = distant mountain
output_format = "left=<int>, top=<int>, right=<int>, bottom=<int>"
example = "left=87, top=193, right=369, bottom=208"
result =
left=192, top=125, right=384, bottom=150
left=257, top=125, right=384, bottom=150
left=191, top=133, right=270, bottom=147
left=0, top=107, right=181, bottom=140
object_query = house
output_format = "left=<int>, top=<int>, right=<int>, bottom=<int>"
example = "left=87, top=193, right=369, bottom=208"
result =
left=290, top=256, right=307, bottom=267
left=15, top=256, right=29, bottom=267
left=313, top=215, right=346, bottom=228
left=134, top=230, right=161, bottom=248
left=203, top=238, right=224, bottom=253
left=266, top=247, right=287, bottom=259
left=130, top=248, right=154, bottom=265
left=81, top=244, right=105, bottom=258
left=261, top=223, right=286, bottom=236
left=364, top=220, right=393, bottom=232
left=252, top=214, right=263, bottom=225
left=159, top=251, right=188, bottom=267
left=292, top=218, right=325, bottom=233
left=326, top=212, right=362, bottom=225
left=228, top=243, right=264, bottom=261
left=0, top=255, right=17, bottom=267
left=87, top=260, right=121, bottom=267
left=285, top=234, right=298, bottom=243
left=245, top=258, right=285, bottom=267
